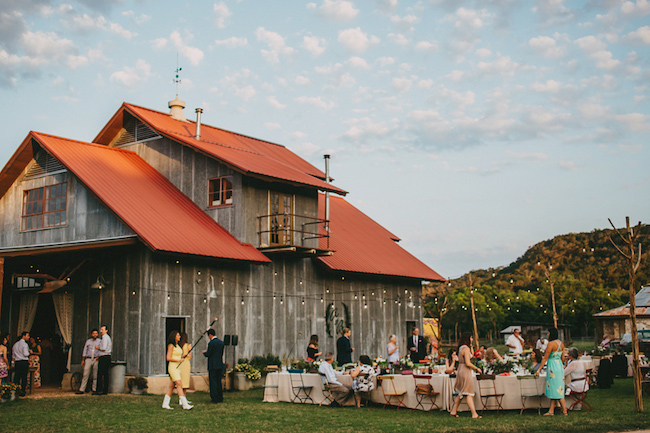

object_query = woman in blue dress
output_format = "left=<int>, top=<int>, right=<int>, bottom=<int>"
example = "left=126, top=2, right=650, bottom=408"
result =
left=534, top=327, right=567, bottom=415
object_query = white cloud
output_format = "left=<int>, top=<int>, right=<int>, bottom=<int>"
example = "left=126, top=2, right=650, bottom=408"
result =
left=392, top=77, right=412, bottom=93
left=169, top=31, right=204, bottom=65
left=476, top=55, right=521, bottom=76
left=213, top=2, right=232, bottom=28
left=62, top=10, right=136, bottom=39
left=267, top=96, right=287, bottom=109
left=317, top=0, right=359, bottom=21
left=338, top=27, right=380, bottom=53
left=417, top=79, right=433, bottom=88
left=295, top=75, right=311, bottom=85
left=533, top=0, right=575, bottom=27
left=122, top=11, right=150, bottom=24
left=528, top=36, right=565, bottom=59
left=152, top=38, right=167, bottom=49
left=574, top=35, right=619, bottom=70
left=388, top=33, right=409, bottom=46
left=376, top=56, right=395, bottom=67
left=454, top=7, right=488, bottom=29
left=621, top=0, right=650, bottom=16
left=346, top=56, right=370, bottom=69
left=343, top=117, right=391, bottom=140
left=615, top=113, right=650, bottom=131
left=255, top=27, right=296, bottom=63
left=475, top=47, right=491, bottom=58
left=302, top=35, right=326, bottom=56
left=414, top=40, right=438, bottom=52
left=531, top=80, right=562, bottom=93
left=265, top=122, right=281, bottom=130
left=625, top=26, right=650, bottom=44
left=446, top=70, right=465, bottom=81
left=559, top=160, right=578, bottom=170
left=214, top=37, right=248, bottom=47
left=110, top=59, right=151, bottom=87
left=390, top=14, right=418, bottom=32
left=235, top=84, right=256, bottom=100
left=578, top=103, right=609, bottom=119
left=295, top=95, right=335, bottom=110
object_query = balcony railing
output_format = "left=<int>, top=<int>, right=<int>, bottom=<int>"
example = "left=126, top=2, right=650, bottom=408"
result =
left=257, top=213, right=330, bottom=253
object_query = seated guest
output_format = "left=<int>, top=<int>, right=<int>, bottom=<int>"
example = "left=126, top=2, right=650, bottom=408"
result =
left=600, top=335, right=610, bottom=348
left=536, top=335, right=549, bottom=353
left=351, top=355, right=375, bottom=408
left=532, top=348, right=543, bottom=371
left=306, top=334, right=322, bottom=362
left=318, top=352, right=355, bottom=407
left=564, top=347, right=589, bottom=410
left=445, top=350, right=458, bottom=374
left=484, top=347, right=503, bottom=365
left=473, top=345, right=486, bottom=360
left=386, top=335, right=399, bottom=363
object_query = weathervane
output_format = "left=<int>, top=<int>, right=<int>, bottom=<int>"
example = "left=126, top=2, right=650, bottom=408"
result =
left=173, top=53, right=182, bottom=97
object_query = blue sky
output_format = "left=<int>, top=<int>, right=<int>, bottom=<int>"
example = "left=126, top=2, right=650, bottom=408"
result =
left=0, top=0, right=648, bottom=278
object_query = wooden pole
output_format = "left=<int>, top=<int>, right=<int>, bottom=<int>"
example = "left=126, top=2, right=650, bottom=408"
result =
left=0, top=257, right=4, bottom=323
left=544, top=266, right=558, bottom=328
left=468, top=273, right=479, bottom=352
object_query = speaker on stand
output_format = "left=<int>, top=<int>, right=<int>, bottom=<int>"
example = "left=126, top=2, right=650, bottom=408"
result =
left=231, top=335, right=239, bottom=377
left=223, top=335, right=231, bottom=391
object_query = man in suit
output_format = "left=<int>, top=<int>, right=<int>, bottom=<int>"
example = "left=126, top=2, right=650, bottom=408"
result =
left=203, top=329, right=224, bottom=403
left=336, top=327, right=354, bottom=365
left=407, top=327, right=426, bottom=363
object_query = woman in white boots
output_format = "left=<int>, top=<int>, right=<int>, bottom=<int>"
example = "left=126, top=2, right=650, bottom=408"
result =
left=162, top=330, right=193, bottom=410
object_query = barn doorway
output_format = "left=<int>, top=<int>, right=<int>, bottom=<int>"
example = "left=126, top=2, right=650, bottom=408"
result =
left=165, top=317, right=186, bottom=345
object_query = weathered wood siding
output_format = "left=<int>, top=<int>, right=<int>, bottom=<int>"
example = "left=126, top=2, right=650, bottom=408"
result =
left=0, top=167, right=134, bottom=249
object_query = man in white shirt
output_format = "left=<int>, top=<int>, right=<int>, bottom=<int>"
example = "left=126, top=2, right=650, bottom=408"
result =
left=506, top=328, right=524, bottom=355
left=536, top=335, right=548, bottom=353
left=318, top=352, right=354, bottom=406
left=12, top=332, right=31, bottom=396
left=94, top=325, right=112, bottom=395
left=77, top=329, right=100, bottom=394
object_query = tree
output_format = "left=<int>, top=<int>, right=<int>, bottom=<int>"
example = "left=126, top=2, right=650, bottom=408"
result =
left=607, top=217, right=644, bottom=413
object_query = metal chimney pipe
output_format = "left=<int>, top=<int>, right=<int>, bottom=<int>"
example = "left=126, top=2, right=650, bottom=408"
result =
left=195, top=108, right=203, bottom=140
left=324, top=154, right=330, bottom=233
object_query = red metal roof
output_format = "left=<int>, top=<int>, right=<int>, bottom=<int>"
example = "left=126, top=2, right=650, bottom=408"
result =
left=23, top=132, right=270, bottom=263
left=317, top=194, right=445, bottom=281
left=93, top=103, right=347, bottom=195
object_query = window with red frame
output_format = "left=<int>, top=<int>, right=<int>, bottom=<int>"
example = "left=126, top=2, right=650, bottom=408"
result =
left=208, top=176, right=233, bottom=207
left=21, top=183, right=67, bottom=230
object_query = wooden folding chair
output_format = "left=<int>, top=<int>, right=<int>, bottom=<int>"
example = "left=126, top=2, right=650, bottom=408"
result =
left=517, top=375, right=544, bottom=414
left=567, top=374, right=592, bottom=412
left=413, top=374, right=440, bottom=411
left=262, top=366, right=280, bottom=401
left=477, top=374, right=505, bottom=415
left=318, top=372, right=334, bottom=406
left=377, top=375, right=407, bottom=410
left=288, top=369, right=314, bottom=404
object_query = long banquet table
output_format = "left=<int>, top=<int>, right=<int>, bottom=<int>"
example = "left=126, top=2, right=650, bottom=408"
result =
left=263, top=372, right=554, bottom=412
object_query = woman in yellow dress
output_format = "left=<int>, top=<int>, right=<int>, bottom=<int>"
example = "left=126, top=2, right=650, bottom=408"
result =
left=162, top=331, right=193, bottom=410
left=179, top=332, right=192, bottom=403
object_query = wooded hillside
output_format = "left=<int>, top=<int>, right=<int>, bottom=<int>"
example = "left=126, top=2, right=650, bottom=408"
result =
left=424, top=224, right=650, bottom=341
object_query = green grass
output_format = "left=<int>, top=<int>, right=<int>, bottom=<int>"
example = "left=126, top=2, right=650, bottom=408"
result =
left=2, top=379, right=650, bottom=432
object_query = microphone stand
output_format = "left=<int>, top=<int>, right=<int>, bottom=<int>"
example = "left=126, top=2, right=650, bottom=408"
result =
left=177, top=318, right=217, bottom=369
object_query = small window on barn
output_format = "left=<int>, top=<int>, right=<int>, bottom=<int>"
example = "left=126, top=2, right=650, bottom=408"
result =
left=208, top=176, right=233, bottom=208
left=21, top=183, right=67, bottom=231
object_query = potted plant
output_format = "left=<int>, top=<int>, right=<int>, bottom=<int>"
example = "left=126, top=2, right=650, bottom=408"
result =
left=127, top=376, right=148, bottom=394
left=1, top=383, right=19, bottom=402
left=234, top=363, right=262, bottom=390
left=290, top=359, right=310, bottom=372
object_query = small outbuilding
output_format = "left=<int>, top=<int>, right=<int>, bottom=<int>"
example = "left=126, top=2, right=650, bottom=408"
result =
left=593, top=286, right=650, bottom=343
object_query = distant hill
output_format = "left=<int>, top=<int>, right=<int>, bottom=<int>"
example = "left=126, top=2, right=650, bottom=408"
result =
left=424, top=223, right=650, bottom=340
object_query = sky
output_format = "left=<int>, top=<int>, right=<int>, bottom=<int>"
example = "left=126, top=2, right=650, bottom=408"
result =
left=0, top=0, right=648, bottom=278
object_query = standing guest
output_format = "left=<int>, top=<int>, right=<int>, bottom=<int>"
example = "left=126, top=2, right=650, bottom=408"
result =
left=179, top=332, right=193, bottom=401
left=536, top=335, right=549, bottom=353
left=0, top=333, right=10, bottom=384
left=450, top=332, right=483, bottom=419
left=12, top=332, right=30, bottom=396
left=162, top=331, right=193, bottom=410
left=484, top=347, right=503, bottom=365
left=564, top=347, right=589, bottom=410
left=203, top=329, right=224, bottom=404
left=407, top=327, right=426, bottom=363
left=473, top=345, right=486, bottom=360
left=318, top=352, right=355, bottom=407
left=28, top=337, right=42, bottom=388
left=94, top=325, right=112, bottom=395
left=306, top=334, right=322, bottom=362
left=535, top=327, right=567, bottom=416
left=351, top=355, right=375, bottom=408
left=336, top=328, right=354, bottom=365
left=76, top=329, right=100, bottom=394
left=428, top=335, right=439, bottom=360
left=444, top=350, right=459, bottom=374
left=386, top=334, right=400, bottom=363
left=600, top=334, right=611, bottom=348
left=506, top=328, right=524, bottom=356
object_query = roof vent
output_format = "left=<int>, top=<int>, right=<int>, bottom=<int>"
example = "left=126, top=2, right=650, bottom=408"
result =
left=195, top=108, right=203, bottom=140
left=168, top=96, right=188, bottom=122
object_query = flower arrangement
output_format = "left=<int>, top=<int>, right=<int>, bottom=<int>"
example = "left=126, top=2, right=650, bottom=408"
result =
left=312, top=360, right=323, bottom=370
left=291, top=359, right=311, bottom=370
left=235, top=363, right=262, bottom=381
left=484, top=359, right=517, bottom=375
left=1, top=383, right=20, bottom=399
left=471, top=358, right=487, bottom=372
left=398, top=357, right=414, bottom=370
left=592, top=346, right=610, bottom=357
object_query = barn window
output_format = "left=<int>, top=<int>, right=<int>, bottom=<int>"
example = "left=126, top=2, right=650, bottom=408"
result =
left=21, top=183, right=67, bottom=231
left=208, top=176, right=233, bottom=207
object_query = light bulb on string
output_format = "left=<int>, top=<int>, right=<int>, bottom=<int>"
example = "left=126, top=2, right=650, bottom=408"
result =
left=280, top=296, right=284, bottom=305
left=362, top=293, right=366, bottom=300
left=167, top=293, right=171, bottom=300
left=241, top=297, right=245, bottom=305
left=203, top=297, right=207, bottom=303
left=364, top=302, right=367, bottom=309
left=354, top=294, right=358, bottom=300
left=132, top=290, right=136, bottom=296
left=301, top=298, right=305, bottom=305
left=320, top=296, right=324, bottom=303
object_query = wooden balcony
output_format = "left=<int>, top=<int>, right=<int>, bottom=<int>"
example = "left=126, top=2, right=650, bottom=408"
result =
left=256, top=213, right=332, bottom=256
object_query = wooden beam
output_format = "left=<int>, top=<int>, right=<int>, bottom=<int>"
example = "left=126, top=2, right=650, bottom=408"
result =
left=0, top=257, right=4, bottom=323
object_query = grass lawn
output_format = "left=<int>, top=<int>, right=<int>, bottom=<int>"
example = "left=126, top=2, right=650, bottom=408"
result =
left=2, top=378, right=650, bottom=433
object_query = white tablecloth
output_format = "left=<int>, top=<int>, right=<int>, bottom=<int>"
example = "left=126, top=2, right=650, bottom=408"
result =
left=263, top=372, right=555, bottom=412
left=451, top=374, right=551, bottom=412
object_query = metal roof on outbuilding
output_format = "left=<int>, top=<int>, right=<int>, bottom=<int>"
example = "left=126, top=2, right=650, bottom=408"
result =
left=593, top=286, right=650, bottom=318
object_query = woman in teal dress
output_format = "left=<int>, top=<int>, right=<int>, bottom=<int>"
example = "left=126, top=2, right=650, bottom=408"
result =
left=534, top=327, right=567, bottom=416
